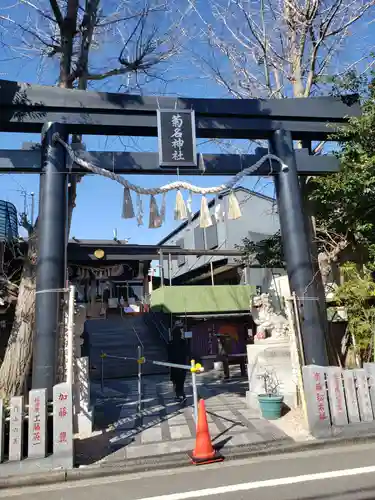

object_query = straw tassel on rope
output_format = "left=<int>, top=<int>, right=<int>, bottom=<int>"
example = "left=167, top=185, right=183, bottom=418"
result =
left=199, top=195, right=213, bottom=228
left=149, top=195, right=162, bottom=229
left=187, top=191, right=193, bottom=221
left=160, top=193, right=166, bottom=222
left=214, top=196, right=224, bottom=223
left=121, top=187, right=135, bottom=219
left=136, top=194, right=144, bottom=226
left=228, top=191, right=242, bottom=220
left=174, top=190, right=188, bottom=220
left=199, top=153, right=206, bottom=173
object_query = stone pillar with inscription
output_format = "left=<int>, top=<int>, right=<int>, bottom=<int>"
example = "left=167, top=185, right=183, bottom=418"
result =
left=364, top=363, right=375, bottom=417
left=302, top=365, right=331, bottom=437
left=75, top=356, right=94, bottom=436
left=53, top=382, right=74, bottom=469
left=342, top=370, right=360, bottom=423
left=74, top=304, right=87, bottom=355
left=326, top=367, right=348, bottom=427
left=56, top=299, right=68, bottom=384
left=28, top=388, right=47, bottom=459
left=9, top=396, right=24, bottom=461
left=353, top=369, right=374, bottom=422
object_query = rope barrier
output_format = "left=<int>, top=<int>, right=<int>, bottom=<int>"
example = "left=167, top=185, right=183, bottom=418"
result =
left=100, top=352, right=203, bottom=422
left=100, top=352, right=203, bottom=372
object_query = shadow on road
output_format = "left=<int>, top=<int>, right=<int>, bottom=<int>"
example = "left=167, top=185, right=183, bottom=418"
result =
left=298, top=485, right=375, bottom=500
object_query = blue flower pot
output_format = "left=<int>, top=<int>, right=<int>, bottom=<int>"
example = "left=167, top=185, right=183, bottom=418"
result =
left=258, top=394, right=284, bottom=420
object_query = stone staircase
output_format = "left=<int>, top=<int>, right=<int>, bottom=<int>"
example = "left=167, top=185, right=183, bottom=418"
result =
left=87, top=315, right=168, bottom=380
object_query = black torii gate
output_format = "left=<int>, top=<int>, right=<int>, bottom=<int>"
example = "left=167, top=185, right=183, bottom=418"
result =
left=0, top=79, right=361, bottom=393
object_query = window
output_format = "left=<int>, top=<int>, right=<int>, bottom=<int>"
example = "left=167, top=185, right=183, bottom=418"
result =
left=205, top=217, right=218, bottom=249
left=194, top=225, right=205, bottom=250
left=177, top=238, right=186, bottom=267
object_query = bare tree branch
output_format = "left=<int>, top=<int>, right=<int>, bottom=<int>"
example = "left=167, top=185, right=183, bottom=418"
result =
left=0, top=0, right=180, bottom=398
left=20, top=0, right=59, bottom=24
left=184, top=0, right=375, bottom=100
left=2, top=0, right=180, bottom=89
left=48, top=0, right=64, bottom=26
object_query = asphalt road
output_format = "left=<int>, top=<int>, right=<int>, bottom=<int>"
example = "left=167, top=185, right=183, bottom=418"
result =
left=3, top=442, right=375, bottom=499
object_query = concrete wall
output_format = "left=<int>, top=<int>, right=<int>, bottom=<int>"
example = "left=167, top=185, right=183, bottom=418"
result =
left=240, top=267, right=286, bottom=295
left=161, top=189, right=280, bottom=285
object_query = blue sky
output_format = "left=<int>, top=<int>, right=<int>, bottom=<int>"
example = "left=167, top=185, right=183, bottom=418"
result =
left=0, top=1, right=374, bottom=246
left=0, top=9, right=263, bottom=245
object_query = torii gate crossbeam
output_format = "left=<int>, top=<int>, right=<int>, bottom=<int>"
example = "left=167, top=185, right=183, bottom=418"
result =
left=0, top=78, right=361, bottom=393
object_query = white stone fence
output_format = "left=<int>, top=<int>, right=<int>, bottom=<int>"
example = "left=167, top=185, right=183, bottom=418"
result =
left=302, top=363, right=375, bottom=437
left=0, top=382, right=73, bottom=469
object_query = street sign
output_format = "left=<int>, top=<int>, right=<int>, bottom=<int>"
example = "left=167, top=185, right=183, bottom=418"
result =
left=157, top=109, right=197, bottom=167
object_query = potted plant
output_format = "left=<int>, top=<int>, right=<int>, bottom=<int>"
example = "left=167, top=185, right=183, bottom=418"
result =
left=257, top=369, right=284, bottom=420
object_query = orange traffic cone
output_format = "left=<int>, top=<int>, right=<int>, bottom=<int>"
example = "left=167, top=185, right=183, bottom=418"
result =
left=191, top=399, right=224, bottom=465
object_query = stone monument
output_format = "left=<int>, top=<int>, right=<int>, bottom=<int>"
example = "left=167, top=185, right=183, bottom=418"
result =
left=75, top=356, right=94, bottom=436
left=246, top=291, right=299, bottom=411
left=53, top=382, right=74, bottom=469
left=251, top=293, right=289, bottom=340
left=28, top=388, right=47, bottom=459
left=54, top=290, right=93, bottom=437
left=326, top=366, right=347, bottom=427
left=9, top=396, right=24, bottom=461
left=302, top=365, right=331, bottom=437
left=353, top=368, right=374, bottom=422
left=342, top=369, right=360, bottom=423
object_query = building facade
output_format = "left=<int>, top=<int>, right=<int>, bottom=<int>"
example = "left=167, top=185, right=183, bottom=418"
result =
left=158, top=187, right=285, bottom=292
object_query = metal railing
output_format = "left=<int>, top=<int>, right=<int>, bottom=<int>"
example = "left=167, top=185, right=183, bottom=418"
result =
left=132, top=327, right=144, bottom=412
left=132, top=326, right=144, bottom=351
left=100, top=352, right=203, bottom=422
left=144, top=312, right=169, bottom=344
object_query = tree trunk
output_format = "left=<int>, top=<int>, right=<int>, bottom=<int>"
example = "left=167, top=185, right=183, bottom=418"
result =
left=0, top=0, right=80, bottom=398
left=0, top=235, right=37, bottom=398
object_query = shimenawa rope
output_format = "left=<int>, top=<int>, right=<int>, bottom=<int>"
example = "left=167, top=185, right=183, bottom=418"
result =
left=53, top=134, right=287, bottom=196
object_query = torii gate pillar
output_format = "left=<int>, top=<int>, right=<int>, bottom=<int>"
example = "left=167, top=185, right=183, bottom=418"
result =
left=33, top=123, right=68, bottom=392
left=270, top=129, right=328, bottom=366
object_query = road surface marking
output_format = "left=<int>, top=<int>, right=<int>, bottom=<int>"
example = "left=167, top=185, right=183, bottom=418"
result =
left=137, top=465, right=375, bottom=500
left=3, top=446, right=375, bottom=497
